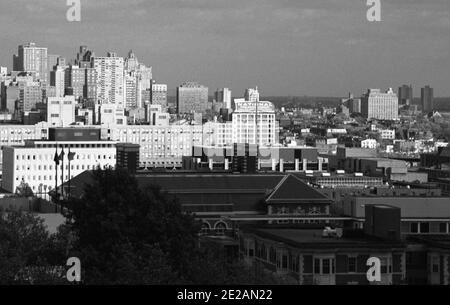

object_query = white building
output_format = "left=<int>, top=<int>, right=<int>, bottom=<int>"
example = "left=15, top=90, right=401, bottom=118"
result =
left=379, top=129, right=396, bottom=140
left=93, top=54, right=124, bottom=108
left=96, top=103, right=127, bottom=126
left=361, top=139, right=378, bottom=149
left=103, top=124, right=204, bottom=168
left=0, top=66, right=7, bottom=76
left=47, top=96, right=76, bottom=127
left=361, top=88, right=399, bottom=120
left=146, top=104, right=170, bottom=126
left=0, top=122, right=49, bottom=175
left=1, top=140, right=117, bottom=195
left=50, top=66, right=65, bottom=97
left=124, top=72, right=137, bottom=109
left=232, top=89, right=279, bottom=146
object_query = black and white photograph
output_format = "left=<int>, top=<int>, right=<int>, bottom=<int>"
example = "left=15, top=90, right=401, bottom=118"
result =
left=0, top=0, right=450, bottom=297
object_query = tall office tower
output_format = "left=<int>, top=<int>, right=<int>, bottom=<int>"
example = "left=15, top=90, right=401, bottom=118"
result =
left=93, top=53, right=125, bottom=108
left=361, top=88, right=399, bottom=120
left=124, top=72, right=138, bottom=109
left=349, top=98, right=361, bottom=113
left=125, top=50, right=139, bottom=72
left=50, top=66, right=65, bottom=97
left=13, top=55, right=19, bottom=71
left=124, top=50, right=153, bottom=109
left=244, top=87, right=260, bottom=103
left=18, top=81, right=43, bottom=112
left=151, top=82, right=168, bottom=109
left=215, top=88, right=232, bottom=110
left=75, top=45, right=95, bottom=68
left=47, top=96, right=76, bottom=126
left=16, top=42, right=48, bottom=83
left=232, top=89, right=279, bottom=146
left=398, top=85, right=413, bottom=106
left=176, top=81, right=209, bottom=114
left=421, top=85, right=434, bottom=113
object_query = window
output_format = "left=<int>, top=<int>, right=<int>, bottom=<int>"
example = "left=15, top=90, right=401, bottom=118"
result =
left=420, top=223, right=429, bottom=233
left=314, top=258, right=335, bottom=275
left=410, top=223, right=419, bottom=233
left=432, top=257, right=439, bottom=273
left=440, top=223, right=448, bottom=233
left=348, top=257, right=357, bottom=273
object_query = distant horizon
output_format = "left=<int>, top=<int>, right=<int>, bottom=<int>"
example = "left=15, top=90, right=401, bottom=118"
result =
left=1, top=1, right=450, bottom=96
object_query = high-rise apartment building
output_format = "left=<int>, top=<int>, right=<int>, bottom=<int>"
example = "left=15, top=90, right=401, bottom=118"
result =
left=421, top=85, right=434, bottom=113
left=18, top=80, right=43, bottom=113
left=361, top=88, right=399, bottom=120
left=93, top=53, right=124, bottom=108
left=398, top=85, right=413, bottom=106
left=124, top=73, right=137, bottom=109
left=17, top=43, right=48, bottom=83
left=177, top=81, right=208, bottom=114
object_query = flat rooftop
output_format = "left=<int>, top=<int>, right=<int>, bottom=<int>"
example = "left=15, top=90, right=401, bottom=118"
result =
left=246, top=228, right=404, bottom=249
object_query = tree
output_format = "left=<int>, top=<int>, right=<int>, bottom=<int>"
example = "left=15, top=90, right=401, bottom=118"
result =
left=63, top=168, right=200, bottom=284
left=62, top=168, right=281, bottom=285
left=0, top=210, right=66, bottom=284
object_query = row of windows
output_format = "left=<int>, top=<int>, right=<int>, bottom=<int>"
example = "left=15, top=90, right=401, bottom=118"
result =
left=409, top=222, right=450, bottom=234
left=16, top=154, right=116, bottom=161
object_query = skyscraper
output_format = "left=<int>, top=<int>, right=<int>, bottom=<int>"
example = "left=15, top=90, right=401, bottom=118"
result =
left=124, top=72, right=138, bottom=109
left=398, top=84, right=413, bottom=106
left=75, top=45, right=95, bottom=68
left=17, top=42, right=48, bottom=83
left=50, top=66, right=65, bottom=98
left=151, top=82, right=168, bottom=109
left=176, top=81, right=208, bottom=114
left=215, top=88, right=232, bottom=110
left=93, top=53, right=124, bottom=108
left=361, top=88, right=399, bottom=120
left=421, top=85, right=434, bottom=113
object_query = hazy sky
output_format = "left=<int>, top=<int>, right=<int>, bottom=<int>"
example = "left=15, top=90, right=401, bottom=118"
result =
left=0, top=0, right=449, bottom=97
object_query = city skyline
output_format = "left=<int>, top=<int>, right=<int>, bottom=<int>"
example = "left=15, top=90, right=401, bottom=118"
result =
left=1, top=0, right=450, bottom=97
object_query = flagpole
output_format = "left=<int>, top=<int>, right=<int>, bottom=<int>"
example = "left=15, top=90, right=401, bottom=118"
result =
left=61, top=145, right=65, bottom=199
left=54, top=145, right=59, bottom=212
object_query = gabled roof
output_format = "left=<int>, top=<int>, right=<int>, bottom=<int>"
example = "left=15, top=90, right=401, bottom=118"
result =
left=266, top=174, right=331, bottom=205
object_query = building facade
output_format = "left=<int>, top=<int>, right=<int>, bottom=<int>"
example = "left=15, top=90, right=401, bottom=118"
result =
left=93, top=54, right=125, bottom=108
left=361, top=88, right=399, bottom=120
left=177, top=81, right=209, bottom=114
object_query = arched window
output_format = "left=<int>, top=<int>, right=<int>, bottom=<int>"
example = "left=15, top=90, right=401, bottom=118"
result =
left=200, top=222, right=211, bottom=235
left=214, top=221, right=228, bottom=235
